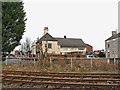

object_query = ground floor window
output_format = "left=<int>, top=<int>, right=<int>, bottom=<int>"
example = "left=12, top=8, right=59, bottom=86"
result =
left=48, top=43, right=52, bottom=49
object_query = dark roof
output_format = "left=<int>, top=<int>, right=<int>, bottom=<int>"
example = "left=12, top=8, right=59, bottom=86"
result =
left=37, top=33, right=86, bottom=48
left=55, top=38, right=86, bottom=48
left=105, top=33, right=120, bottom=41
left=38, top=33, right=57, bottom=42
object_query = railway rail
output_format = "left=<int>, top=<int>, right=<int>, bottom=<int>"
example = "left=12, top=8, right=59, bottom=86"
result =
left=2, top=70, right=120, bottom=89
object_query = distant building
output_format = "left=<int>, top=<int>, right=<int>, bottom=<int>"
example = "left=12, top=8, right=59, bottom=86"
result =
left=86, top=44, right=93, bottom=53
left=36, top=27, right=92, bottom=56
left=105, top=31, right=120, bottom=59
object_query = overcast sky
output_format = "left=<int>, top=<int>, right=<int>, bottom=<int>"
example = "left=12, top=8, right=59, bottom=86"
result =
left=21, top=0, right=118, bottom=50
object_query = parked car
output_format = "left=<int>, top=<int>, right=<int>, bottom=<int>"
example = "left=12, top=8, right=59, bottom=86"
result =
left=86, top=55, right=95, bottom=58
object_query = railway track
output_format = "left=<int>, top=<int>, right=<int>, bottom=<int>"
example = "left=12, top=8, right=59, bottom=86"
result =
left=2, top=70, right=120, bottom=89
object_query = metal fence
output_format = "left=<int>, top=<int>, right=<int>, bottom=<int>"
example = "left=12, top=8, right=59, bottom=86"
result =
left=2, top=56, right=37, bottom=65
left=2, top=56, right=119, bottom=72
left=49, top=57, right=118, bottom=71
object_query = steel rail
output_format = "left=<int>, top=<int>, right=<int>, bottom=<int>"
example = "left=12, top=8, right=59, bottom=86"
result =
left=2, top=75, right=120, bottom=83
left=2, top=70, right=119, bottom=75
left=2, top=70, right=120, bottom=79
left=3, top=79, right=119, bottom=88
left=2, top=70, right=120, bottom=88
left=2, top=73, right=119, bottom=79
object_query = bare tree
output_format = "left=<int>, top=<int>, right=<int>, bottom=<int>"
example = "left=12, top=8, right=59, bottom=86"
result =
left=20, top=37, right=31, bottom=56
left=36, top=39, right=48, bottom=67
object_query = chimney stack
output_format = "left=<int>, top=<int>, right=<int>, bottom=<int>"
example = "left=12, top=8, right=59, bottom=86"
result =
left=112, top=31, right=117, bottom=36
left=44, top=27, right=48, bottom=35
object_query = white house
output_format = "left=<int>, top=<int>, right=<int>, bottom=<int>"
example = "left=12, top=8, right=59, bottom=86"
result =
left=36, top=27, right=87, bottom=55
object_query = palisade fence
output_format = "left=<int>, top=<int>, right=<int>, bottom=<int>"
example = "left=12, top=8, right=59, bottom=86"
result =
left=49, top=57, right=118, bottom=71
left=3, top=56, right=37, bottom=65
left=3, top=56, right=118, bottom=71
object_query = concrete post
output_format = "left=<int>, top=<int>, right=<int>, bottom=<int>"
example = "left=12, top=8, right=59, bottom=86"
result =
left=34, top=57, right=35, bottom=66
left=70, top=57, right=73, bottom=70
left=19, top=57, right=21, bottom=64
left=5, top=56, right=8, bottom=65
left=107, top=58, right=110, bottom=64
left=50, top=57, right=52, bottom=69
left=90, top=58, right=93, bottom=70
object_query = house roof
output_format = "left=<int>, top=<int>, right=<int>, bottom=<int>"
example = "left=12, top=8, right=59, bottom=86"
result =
left=38, top=33, right=57, bottom=42
left=55, top=38, right=86, bottom=48
left=105, top=33, right=120, bottom=41
left=37, top=33, right=86, bottom=48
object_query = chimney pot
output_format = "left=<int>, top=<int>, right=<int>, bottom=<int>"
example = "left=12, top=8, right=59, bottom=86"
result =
left=64, top=35, right=66, bottom=38
left=112, top=31, right=117, bottom=36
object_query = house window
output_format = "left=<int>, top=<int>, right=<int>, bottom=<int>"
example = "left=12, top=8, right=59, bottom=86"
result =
left=78, top=47, right=84, bottom=50
left=63, top=48, right=68, bottom=51
left=48, top=43, right=52, bottom=49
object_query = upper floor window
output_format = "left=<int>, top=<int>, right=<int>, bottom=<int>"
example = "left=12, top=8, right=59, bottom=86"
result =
left=48, top=43, right=52, bottom=49
left=78, top=47, right=84, bottom=50
left=63, top=48, right=68, bottom=51
left=71, top=48, right=77, bottom=50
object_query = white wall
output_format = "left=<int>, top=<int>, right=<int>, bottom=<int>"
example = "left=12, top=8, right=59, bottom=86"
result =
left=60, top=47, right=86, bottom=54
left=42, top=41, right=60, bottom=54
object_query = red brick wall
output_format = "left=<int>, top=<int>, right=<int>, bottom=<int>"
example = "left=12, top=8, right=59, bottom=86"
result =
left=86, top=44, right=93, bottom=52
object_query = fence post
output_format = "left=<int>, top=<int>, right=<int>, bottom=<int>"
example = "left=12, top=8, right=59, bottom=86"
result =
left=70, top=57, right=73, bottom=70
left=5, top=56, right=8, bottom=65
left=50, top=57, right=52, bottom=69
left=107, top=58, right=110, bottom=64
left=34, top=57, right=35, bottom=66
left=90, top=58, right=93, bottom=70
left=19, top=57, right=21, bottom=64
left=114, top=57, right=116, bottom=64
